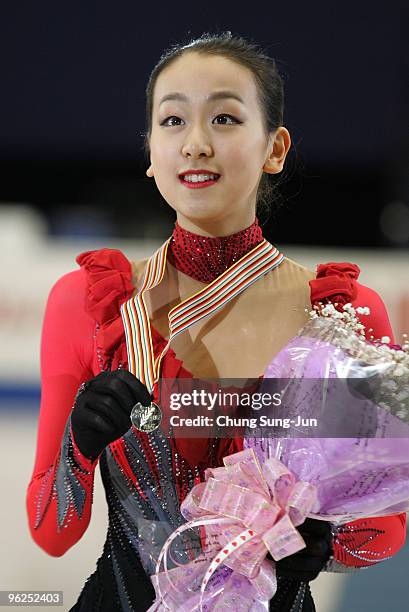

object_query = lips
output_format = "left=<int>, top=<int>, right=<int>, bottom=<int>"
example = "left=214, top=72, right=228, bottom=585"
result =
left=178, top=169, right=221, bottom=178
left=178, top=172, right=221, bottom=189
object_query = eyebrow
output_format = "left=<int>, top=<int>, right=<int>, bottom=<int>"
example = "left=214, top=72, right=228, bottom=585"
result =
left=159, top=90, right=245, bottom=106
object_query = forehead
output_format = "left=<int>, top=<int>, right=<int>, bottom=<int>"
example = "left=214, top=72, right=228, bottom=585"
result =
left=152, top=52, right=259, bottom=109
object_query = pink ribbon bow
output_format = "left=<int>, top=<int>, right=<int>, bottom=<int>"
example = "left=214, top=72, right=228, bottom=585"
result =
left=150, top=448, right=319, bottom=611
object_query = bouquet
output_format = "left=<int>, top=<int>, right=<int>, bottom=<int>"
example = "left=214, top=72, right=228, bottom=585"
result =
left=146, top=303, right=409, bottom=611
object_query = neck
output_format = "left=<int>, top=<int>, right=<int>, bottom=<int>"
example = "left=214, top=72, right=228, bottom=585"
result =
left=174, top=209, right=257, bottom=237
left=167, top=216, right=265, bottom=283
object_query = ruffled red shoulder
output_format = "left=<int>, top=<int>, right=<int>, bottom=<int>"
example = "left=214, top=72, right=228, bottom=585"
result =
left=76, top=248, right=134, bottom=322
left=76, top=248, right=135, bottom=370
left=309, top=262, right=360, bottom=307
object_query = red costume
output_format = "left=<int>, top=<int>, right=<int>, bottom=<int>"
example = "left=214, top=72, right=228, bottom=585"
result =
left=26, top=218, right=406, bottom=610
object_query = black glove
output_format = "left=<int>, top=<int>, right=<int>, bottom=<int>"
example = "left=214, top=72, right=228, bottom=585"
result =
left=71, top=369, right=152, bottom=460
left=270, top=518, right=333, bottom=582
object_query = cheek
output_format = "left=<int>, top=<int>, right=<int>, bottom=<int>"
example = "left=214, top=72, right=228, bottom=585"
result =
left=223, top=152, right=262, bottom=180
left=150, top=135, right=174, bottom=166
left=151, top=147, right=171, bottom=169
left=218, top=133, right=266, bottom=172
left=216, top=142, right=247, bottom=172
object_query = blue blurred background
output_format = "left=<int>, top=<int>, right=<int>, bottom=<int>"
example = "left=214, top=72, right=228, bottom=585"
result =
left=0, top=1, right=407, bottom=610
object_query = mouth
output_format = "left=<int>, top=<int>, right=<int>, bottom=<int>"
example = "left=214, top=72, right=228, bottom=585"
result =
left=178, top=172, right=221, bottom=189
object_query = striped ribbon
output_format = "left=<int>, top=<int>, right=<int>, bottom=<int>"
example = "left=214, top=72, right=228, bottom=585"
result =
left=120, top=237, right=284, bottom=393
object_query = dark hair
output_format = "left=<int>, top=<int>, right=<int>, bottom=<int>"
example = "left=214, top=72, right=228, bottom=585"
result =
left=142, top=31, right=292, bottom=223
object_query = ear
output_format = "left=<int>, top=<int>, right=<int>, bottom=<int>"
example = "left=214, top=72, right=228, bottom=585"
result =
left=146, top=164, right=154, bottom=177
left=263, top=127, right=291, bottom=175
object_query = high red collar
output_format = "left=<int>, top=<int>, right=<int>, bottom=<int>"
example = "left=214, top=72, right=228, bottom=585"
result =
left=167, top=217, right=264, bottom=283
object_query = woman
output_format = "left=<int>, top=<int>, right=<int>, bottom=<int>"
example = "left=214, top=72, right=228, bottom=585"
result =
left=26, top=32, right=406, bottom=611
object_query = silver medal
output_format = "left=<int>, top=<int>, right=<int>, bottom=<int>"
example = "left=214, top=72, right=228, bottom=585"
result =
left=130, top=401, right=162, bottom=433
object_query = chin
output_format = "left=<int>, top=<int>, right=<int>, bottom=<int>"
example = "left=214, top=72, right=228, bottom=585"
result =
left=176, top=202, right=224, bottom=221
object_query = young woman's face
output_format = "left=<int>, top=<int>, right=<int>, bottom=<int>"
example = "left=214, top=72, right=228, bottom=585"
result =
left=146, top=52, right=290, bottom=235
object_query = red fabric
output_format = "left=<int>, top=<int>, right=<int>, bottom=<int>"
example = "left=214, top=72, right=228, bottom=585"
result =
left=26, top=251, right=406, bottom=564
left=309, top=262, right=360, bottom=307
left=309, top=261, right=394, bottom=342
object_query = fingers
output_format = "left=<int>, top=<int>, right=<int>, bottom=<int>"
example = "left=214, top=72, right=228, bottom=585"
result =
left=277, top=556, right=325, bottom=574
left=276, top=559, right=323, bottom=581
left=274, top=517, right=333, bottom=582
left=103, top=370, right=152, bottom=405
left=89, top=379, right=136, bottom=418
left=75, top=391, right=130, bottom=435
left=117, top=370, right=153, bottom=407
left=298, top=518, right=332, bottom=538
left=89, top=370, right=152, bottom=416
left=88, top=394, right=131, bottom=434
left=284, top=534, right=331, bottom=559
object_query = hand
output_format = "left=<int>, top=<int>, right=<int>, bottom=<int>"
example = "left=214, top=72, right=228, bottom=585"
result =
left=271, top=518, right=333, bottom=582
left=71, top=369, right=152, bottom=460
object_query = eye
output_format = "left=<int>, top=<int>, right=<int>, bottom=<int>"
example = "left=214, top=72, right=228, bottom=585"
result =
left=160, top=116, right=183, bottom=127
left=213, top=114, right=240, bottom=125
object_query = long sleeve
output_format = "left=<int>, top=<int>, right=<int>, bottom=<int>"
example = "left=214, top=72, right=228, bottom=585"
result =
left=26, top=268, right=100, bottom=557
left=329, top=278, right=407, bottom=570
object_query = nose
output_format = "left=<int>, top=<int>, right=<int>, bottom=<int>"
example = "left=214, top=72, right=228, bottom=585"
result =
left=181, top=125, right=213, bottom=158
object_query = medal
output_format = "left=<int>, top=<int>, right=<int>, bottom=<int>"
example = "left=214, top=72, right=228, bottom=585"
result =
left=130, top=401, right=162, bottom=433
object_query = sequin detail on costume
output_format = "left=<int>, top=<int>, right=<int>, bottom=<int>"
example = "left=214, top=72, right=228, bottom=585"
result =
left=34, top=416, right=93, bottom=530
left=167, top=216, right=264, bottom=282
left=269, top=577, right=311, bottom=611
left=330, top=521, right=392, bottom=564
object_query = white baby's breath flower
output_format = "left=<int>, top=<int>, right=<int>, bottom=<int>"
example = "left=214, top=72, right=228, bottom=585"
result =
left=356, top=306, right=371, bottom=315
left=381, top=336, right=391, bottom=344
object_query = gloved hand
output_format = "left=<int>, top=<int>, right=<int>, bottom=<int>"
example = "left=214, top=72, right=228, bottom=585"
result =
left=270, top=518, right=333, bottom=582
left=71, top=369, right=152, bottom=460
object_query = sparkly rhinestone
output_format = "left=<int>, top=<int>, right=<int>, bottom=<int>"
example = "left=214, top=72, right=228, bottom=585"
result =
left=167, top=217, right=264, bottom=282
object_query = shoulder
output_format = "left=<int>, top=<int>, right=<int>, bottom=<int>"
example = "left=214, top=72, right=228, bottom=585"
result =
left=281, top=256, right=316, bottom=281
left=42, top=268, right=95, bottom=370
left=75, top=247, right=136, bottom=323
left=43, top=269, right=97, bottom=358
left=309, top=261, right=394, bottom=341
left=46, top=268, right=87, bottom=312
left=309, top=261, right=361, bottom=306
left=266, top=255, right=315, bottom=290
left=257, top=254, right=314, bottom=305
left=76, top=247, right=132, bottom=275
left=353, top=280, right=394, bottom=341
left=75, top=246, right=148, bottom=290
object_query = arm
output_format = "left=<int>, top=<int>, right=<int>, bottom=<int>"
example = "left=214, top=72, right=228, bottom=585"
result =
left=328, top=281, right=407, bottom=571
left=328, top=514, right=406, bottom=571
left=26, top=269, right=100, bottom=557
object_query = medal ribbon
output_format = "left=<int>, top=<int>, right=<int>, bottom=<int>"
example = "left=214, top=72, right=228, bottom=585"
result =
left=120, top=237, right=284, bottom=392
